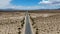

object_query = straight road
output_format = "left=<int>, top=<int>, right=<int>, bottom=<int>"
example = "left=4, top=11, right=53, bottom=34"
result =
left=25, top=11, right=32, bottom=34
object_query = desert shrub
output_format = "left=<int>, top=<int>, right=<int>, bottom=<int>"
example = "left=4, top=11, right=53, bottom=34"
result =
left=30, top=16, right=35, bottom=26
left=35, top=28, right=38, bottom=34
left=18, top=28, right=21, bottom=34
left=21, top=18, right=25, bottom=28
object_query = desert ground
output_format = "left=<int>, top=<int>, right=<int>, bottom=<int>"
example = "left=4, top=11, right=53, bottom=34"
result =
left=29, top=13, right=60, bottom=34
left=0, top=10, right=60, bottom=34
left=0, top=12, right=25, bottom=34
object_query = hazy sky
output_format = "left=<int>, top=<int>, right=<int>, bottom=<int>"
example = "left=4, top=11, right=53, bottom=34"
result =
left=0, top=0, right=60, bottom=10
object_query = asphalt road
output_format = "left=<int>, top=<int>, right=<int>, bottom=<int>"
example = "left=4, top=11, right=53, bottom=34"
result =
left=25, top=11, right=32, bottom=34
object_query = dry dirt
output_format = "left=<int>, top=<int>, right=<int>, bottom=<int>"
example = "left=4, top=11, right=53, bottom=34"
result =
left=1, top=12, right=60, bottom=34
left=30, top=13, right=60, bottom=34
left=0, top=12, right=25, bottom=34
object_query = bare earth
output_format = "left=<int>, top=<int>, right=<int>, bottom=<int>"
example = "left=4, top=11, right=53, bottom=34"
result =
left=0, top=11, right=60, bottom=34
left=30, top=13, right=60, bottom=34
left=0, top=12, right=25, bottom=34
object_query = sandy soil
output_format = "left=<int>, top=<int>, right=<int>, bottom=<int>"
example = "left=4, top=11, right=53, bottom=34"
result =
left=30, top=13, right=60, bottom=34
left=0, top=12, right=25, bottom=34
left=1, top=12, right=60, bottom=34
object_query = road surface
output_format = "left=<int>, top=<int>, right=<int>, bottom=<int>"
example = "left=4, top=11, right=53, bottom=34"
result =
left=25, top=11, right=32, bottom=34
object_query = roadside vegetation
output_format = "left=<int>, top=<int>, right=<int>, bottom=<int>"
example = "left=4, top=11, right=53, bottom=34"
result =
left=29, top=14, right=39, bottom=34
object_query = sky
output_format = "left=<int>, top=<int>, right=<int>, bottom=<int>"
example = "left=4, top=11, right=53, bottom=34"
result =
left=0, top=0, right=60, bottom=10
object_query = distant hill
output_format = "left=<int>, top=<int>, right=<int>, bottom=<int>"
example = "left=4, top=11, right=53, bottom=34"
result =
left=0, top=9, right=60, bottom=13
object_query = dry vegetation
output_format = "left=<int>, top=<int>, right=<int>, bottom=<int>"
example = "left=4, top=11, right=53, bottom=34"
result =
left=0, top=10, right=60, bottom=34
left=30, top=13, right=60, bottom=34
left=0, top=12, right=25, bottom=34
